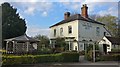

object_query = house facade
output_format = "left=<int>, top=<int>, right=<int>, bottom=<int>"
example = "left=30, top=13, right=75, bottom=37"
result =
left=49, top=4, right=111, bottom=51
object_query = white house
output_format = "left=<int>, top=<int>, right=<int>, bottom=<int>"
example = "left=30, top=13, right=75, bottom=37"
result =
left=49, top=4, right=111, bottom=51
left=99, top=36, right=120, bottom=54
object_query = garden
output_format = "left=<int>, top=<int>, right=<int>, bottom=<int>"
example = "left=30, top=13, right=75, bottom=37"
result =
left=84, top=44, right=120, bottom=62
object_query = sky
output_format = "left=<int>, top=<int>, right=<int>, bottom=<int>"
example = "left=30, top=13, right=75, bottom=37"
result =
left=0, top=0, right=119, bottom=37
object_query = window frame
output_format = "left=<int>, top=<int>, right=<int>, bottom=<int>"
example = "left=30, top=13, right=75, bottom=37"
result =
left=96, top=27, right=100, bottom=36
left=60, top=27, right=63, bottom=36
left=54, top=29, right=56, bottom=37
left=68, top=26, right=72, bottom=34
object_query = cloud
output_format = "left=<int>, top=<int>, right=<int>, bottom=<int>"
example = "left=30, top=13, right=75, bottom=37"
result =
left=42, top=11, right=48, bottom=17
left=98, top=6, right=118, bottom=16
left=26, top=25, right=50, bottom=37
left=24, top=7, right=35, bottom=15
left=19, top=2, right=53, bottom=16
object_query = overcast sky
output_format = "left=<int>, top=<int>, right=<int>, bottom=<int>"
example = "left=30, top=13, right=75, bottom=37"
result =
left=0, top=0, right=119, bottom=37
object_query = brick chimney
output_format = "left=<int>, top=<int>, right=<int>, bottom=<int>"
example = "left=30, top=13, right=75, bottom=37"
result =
left=64, top=12, right=70, bottom=20
left=81, top=4, right=88, bottom=18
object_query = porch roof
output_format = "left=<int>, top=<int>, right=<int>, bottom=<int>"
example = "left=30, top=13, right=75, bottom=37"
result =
left=50, top=37, right=75, bottom=40
left=4, top=34, right=40, bottom=42
left=106, top=36, right=120, bottom=45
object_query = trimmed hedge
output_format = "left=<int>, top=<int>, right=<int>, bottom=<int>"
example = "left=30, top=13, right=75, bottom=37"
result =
left=2, top=52, right=79, bottom=65
left=100, top=54, right=120, bottom=61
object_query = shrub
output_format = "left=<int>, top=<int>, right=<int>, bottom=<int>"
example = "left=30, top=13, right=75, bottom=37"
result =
left=111, top=49, right=120, bottom=52
left=61, top=52, right=79, bottom=62
left=85, top=44, right=100, bottom=61
left=79, top=50, right=85, bottom=55
left=2, top=52, right=79, bottom=65
left=100, top=54, right=120, bottom=61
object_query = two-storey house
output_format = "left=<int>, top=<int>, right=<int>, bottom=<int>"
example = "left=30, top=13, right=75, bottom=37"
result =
left=49, top=4, right=111, bottom=51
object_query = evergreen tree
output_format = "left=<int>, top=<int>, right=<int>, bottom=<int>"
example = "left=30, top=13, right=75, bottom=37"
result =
left=2, top=2, right=27, bottom=39
left=2, top=2, right=27, bottom=48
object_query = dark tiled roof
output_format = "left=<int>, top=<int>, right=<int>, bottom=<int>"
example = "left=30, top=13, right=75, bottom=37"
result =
left=50, top=37, right=75, bottom=40
left=4, top=34, right=40, bottom=42
left=50, top=14, right=105, bottom=28
left=106, top=36, right=120, bottom=45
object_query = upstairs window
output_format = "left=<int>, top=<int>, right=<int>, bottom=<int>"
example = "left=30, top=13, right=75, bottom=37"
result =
left=68, top=26, right=72, bottom=34
left=104, top=32, right=106, bottom=36
left=96, top=27, right=100, bottom=36
left=60, top=28, right=63, bottom=36
left=54, top=29, right=56, bottom=36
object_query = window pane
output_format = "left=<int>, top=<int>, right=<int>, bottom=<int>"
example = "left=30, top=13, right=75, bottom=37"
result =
left=54, top=29, right=56, bottom=36
left=60, top=28, right=63, bottom=36
left=96, top=27, right=100, bottom=36
left=68, top=26, right=72, bottom=34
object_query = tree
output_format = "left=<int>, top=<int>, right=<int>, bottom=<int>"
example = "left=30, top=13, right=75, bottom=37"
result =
left=2, top=2, right=27, bottom=40
left=55, top=37, right=68, bottom=51
left=34, top=34, right=50, bottom=50
left=90, top=14, right=118, bottom=37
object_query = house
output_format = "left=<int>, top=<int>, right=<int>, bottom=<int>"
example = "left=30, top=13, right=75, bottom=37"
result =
left=99, top=36, right=120, bottom=54
left=4, top=34, right=40, bottom=53
left=49, top=4, right=111, bottom=51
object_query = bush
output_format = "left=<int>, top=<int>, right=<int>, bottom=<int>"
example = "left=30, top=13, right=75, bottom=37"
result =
left=2, top=52, right=79, bottom=65
left=100, top=54, right=120, bottom=61
left=111, top=49, right=120, bottom=52
left=37, top=48, right=53, bottom=54
left=61, top=52, right=79, bottom=62
left=79, top=50, right=85, bottom=55
left=85, top=44, right=100, bottom=61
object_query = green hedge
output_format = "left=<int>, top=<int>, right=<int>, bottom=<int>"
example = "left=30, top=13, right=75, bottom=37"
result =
left=100, top=54, right=120, bottom=61
left=2, top=52, right=79, bottom=65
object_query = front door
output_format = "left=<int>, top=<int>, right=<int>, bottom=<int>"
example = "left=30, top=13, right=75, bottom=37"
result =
left=103, top=44, right=107, bottom=54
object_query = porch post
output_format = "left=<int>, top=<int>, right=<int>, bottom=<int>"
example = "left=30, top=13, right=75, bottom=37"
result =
left=12, top=41, right=15, bottom=52
left=26, top=42, right=29, bottom=52
left=69, top=41, right=70, bottom=51
left=6, top=41, right=9, bottom=53
left=77, top=41, right=79, bottom=51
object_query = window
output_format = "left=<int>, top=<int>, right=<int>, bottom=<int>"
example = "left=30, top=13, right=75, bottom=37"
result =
left=75, top=46, right=77, bottom=50
left=96, top=27, right=100, bottom=36
left=54, top=29, right=56, bottom=36
left=68, top=26, right=72, bottom=34
left=60, top=28, right=63, bottom=36
left=104, top=32, right=106, bottom=36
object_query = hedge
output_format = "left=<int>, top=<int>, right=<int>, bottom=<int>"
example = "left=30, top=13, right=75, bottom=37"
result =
left=2, top=52, right=79, bottom=65
left=100, top=54, right=120, bottom=61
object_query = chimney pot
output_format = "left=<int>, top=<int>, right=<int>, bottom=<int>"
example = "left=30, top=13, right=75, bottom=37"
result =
left=64, top=12, right=70, bottom=20
left=81, top=4, right=88, bottom=18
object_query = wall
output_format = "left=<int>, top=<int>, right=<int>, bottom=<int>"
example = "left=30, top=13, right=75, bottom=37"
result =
left=78, top=20, right=111, bottom=42
left=50, top=20, right=79, bottom=40
left=50, top=20, right=79, bottom=50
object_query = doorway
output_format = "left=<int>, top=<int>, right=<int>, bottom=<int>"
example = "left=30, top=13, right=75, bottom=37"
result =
left=103, top=44, right=107, bottom=54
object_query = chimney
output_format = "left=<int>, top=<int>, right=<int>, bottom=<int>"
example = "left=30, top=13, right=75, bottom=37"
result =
left=64, top=12, right=70, bottom=20
left=81, top=4, right=88, bottom=18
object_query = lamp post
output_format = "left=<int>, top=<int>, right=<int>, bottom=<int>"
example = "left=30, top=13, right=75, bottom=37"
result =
left=93, top=42, right=95, bottom=62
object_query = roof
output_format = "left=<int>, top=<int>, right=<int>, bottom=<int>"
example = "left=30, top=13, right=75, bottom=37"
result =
left=4, top=34, right=40, bottom=42
left=50, top=14, right=105, bottom=28
left=106, top=36, right=120, bottom=45
left=50, top=37, right=75, bottom=40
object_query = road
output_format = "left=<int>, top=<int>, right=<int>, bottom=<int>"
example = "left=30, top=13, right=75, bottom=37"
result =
left=2, top=62, right=120, bottom=67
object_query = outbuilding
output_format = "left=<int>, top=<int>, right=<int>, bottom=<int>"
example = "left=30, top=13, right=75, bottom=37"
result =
left=4, top=34, right=40, bottom=53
